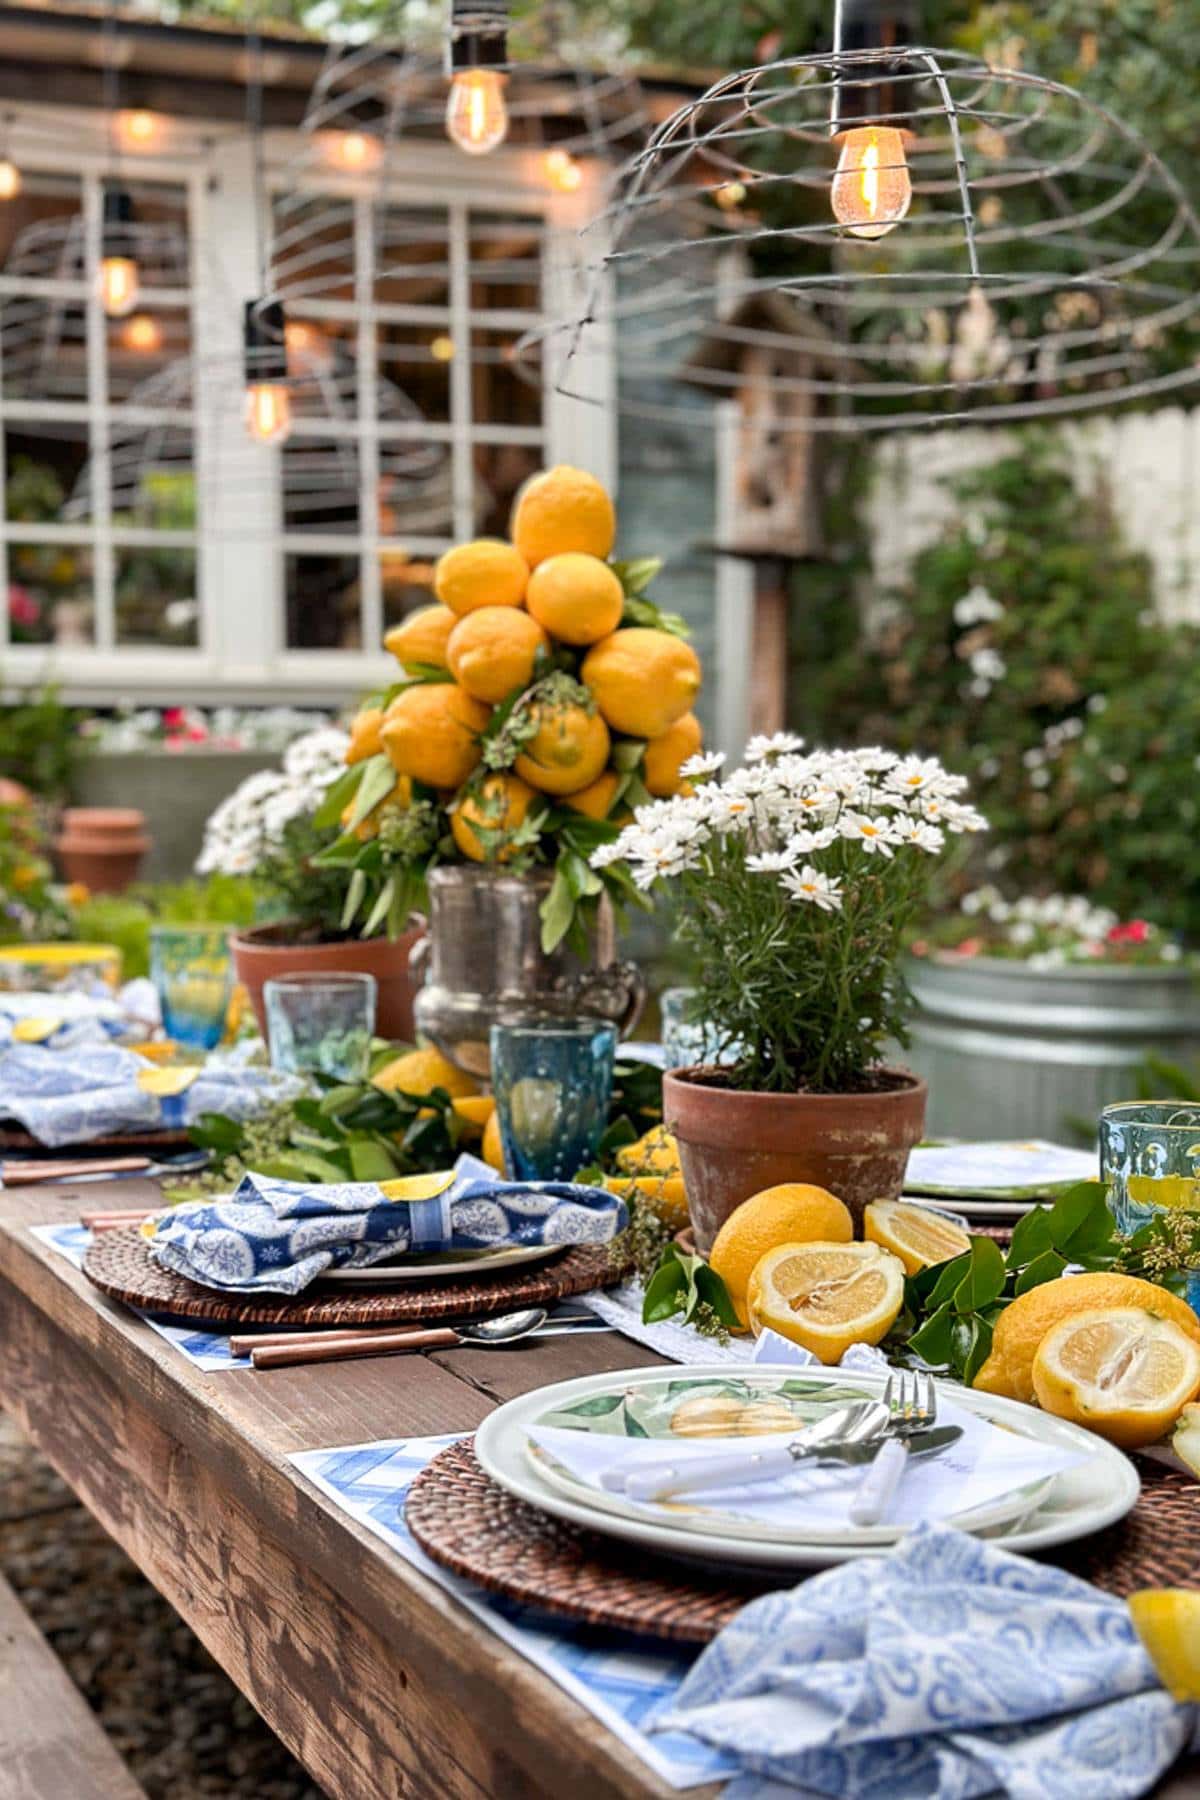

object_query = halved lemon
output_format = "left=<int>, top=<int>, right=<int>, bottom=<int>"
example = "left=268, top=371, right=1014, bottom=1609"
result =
left=12, top=1016, right=61, bottom=1043
left=135, top=1066, right=199, bottom=1097
left=1129, top=1589, right=1200, bottom=1701
left=1031, top=1307, right=1200, bottom=1447
left=863, top=1198, right=972, bottom=1274
left=378, top=1171, right=456, bottom=1202
left=745, top=1240, right=906, bottom=1364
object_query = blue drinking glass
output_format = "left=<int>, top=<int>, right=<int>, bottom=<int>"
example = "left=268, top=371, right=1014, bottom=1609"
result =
left=1101, top=1100, right=1200, bottom=1315
left=263, top=972, right=377, bottom=1082
left=149, top=925, right=232, bottom=1051
left=490, top=1016, right=617, bottom=1182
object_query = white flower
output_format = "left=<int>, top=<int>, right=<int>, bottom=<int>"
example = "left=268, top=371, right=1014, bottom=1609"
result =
left=745, top=732, right=805, bottom=763
left=679, top=751, right=726, bottom=780
left=969, top=647, right=1007, bottom=682
left=885, top=755, right=965, bottom=801
left=851, top=746, right=899, bottom=774
left=745, top=846, right=802, bottom=874
left=781, top=864, right=843, bottom=912
left=839, top=812, right=895, bottom=857
left=953, top=584, right=1004, bottom=627
left=894, top=820, right=945, bottom=852
left=1009, top=921, right=1036, bottom=946
left=787, top=826, right=838, bottom=855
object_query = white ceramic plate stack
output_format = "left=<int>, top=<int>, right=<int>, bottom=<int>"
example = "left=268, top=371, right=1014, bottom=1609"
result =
left=319, top=1244, right=559, bottom=1286
left=474, top=1364, right=1138, bottom=1572
left=904, top=1141, right=1099, bottom=1224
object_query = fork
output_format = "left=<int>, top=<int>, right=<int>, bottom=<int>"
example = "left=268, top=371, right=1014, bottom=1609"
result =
left=848, top=1370, right=938, bottom=1527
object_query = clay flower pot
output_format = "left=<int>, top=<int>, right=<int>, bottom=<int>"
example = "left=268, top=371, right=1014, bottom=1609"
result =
left=663, top=1065, right=928, bottom=1253
left=230, top=921, right=425, bottom=1045
left=54, top=807, right=150, bottom=894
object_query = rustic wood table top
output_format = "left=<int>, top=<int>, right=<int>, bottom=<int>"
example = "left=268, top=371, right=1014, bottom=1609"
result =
left=1, top=1177, right=1197, bottom=1800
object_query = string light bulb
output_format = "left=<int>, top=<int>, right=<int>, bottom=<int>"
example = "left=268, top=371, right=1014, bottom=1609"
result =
left=330, top=129, right=382, bottom=171
left=243, top=299, right=293, bottom=446
left=120, top=109, right=160, bottom=148
left=121, top=313, right=162, bottom=353
left=831, top=123, right=913, bottom=238
left=98, top=187, right=140, bottom=317
left=0, top=159, right=20, bottom=202
left=543, top=148, right=582, bottom=193
left=445, top=68, right=509, bottom=155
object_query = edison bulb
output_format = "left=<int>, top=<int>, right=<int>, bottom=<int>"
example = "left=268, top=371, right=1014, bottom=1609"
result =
left=831, top=125, right=912, bottom=240
left=244, top=382, right=293, bottom=446
left=97, top=256, right=140, bottom=317
left=334, top=130, right=381, bottom=171
left=0, top=159, right=20, bottom=201
left=445, top=69, right=508, bottom=155
left=121, top=109, right=159, bottom=147
left=121, top=313, right=162, bottom=353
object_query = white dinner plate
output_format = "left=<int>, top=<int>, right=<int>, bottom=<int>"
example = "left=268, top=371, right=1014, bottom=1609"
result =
left=911, top=1194, right=1038, bottom=1223
left=473, top=1364, right=1139, bottom=1572
left=318, top=1243, right=559, bottom=1285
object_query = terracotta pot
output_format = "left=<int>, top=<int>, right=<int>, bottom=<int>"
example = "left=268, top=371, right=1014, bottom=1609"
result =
left=230, top=921, right=425, bottom=1045
left=54, top=806, right=150, bottom=894
left=663, top=1065, right=928, bottom=1253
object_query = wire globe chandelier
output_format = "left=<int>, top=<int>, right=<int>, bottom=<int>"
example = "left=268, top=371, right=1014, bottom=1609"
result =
left=522, top=0, right=1200, bottom=433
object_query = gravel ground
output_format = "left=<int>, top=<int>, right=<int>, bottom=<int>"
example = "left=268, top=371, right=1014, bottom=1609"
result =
left=0, top=1412, right=325, bottom=1799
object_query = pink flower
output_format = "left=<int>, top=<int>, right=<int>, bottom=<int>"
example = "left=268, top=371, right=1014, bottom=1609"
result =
left=1107, top=920, right=1151, bottom=945
left=7, top=584, right=38, bottom=627
left=951, top=936, right=984, bottom=958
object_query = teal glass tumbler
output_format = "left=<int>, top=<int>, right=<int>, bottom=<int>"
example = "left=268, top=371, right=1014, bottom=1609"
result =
left=149, top=924, right=232, bottom=1051
left=490, top=1016, right=617, bottom=1182
left=263, top=972, right=376, bottom=1082
left=1100, top=1100, right=1200, bottom=1314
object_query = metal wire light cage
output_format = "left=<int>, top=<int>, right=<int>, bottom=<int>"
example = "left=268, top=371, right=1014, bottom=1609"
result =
left=521, top=42, right=1200, bottom=432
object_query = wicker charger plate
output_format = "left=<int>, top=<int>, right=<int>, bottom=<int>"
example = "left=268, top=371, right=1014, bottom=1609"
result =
left=81, top=1226, right=623, bottom=1328
left=0, top=1123, right=192, bottom=1154
left=405, top=1441, right=1200, bottom=1646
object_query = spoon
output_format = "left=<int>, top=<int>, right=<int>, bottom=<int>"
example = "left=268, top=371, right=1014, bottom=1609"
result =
left=244, top=1306, right=598, bottom=1369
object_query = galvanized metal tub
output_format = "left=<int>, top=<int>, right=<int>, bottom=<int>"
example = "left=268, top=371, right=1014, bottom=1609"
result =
left=903, top=954, right=1200, bottom=1142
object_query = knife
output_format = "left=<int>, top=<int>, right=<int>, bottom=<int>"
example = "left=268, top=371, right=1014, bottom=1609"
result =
left=615, top=1399, right=891, bottom=1502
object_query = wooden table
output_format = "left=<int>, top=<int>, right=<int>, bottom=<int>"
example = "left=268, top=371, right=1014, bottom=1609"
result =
left=2, top=1179, right=1198, bottom=1800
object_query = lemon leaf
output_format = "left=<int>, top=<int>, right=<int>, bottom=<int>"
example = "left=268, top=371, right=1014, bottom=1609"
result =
left=346, top=753, right=395, bottom=830
left=952, top=1237, right=1006, bottom=1313
left=313, top=764, right=362, bottom=829
left=1014, top=1248, right=1067, bottom=1294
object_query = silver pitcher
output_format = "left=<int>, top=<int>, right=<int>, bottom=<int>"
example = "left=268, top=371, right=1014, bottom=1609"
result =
left=410, top=865, right=645, bottom=1079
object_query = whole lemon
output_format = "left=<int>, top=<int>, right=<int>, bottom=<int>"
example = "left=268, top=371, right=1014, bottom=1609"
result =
left=482, top=1108, right=506, bottom=1173
left=511, top=466, right=616, bottom=568
left=526, top=553, right=625, bottom=646
left=643, top=712, right=703, bottom=796
left=582, top=629, right=701, bottom=739
left=709, top=1183, right=854, bottom=1328
left=373, top=1045, right=479, bottom=1101
left=380, top=684, right=489, bottom=790
left=385, top=604, right=456, bottom=670
left=563, top=770, right=622, bottom=820
left=450, top=773, right=539, bottom=862
left=341, top=776, right=412, bottom=841
left=514, top=702, right=611, bottom=796
left=345, top=705, right=384, bottom=765
left=434, top=539, right=529, bottom=616
left=447, top=606, right=549, bottom=705
left=972, top=1271, right=1200, bottom=1404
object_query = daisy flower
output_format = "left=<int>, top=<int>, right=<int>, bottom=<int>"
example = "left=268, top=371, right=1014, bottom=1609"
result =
left=782, top=865, right=843, bottom=912
left=839, top=812, right=896, bottom=857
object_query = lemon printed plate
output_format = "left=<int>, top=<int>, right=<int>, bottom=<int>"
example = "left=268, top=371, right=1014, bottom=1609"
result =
left=473, top=1365, right=1139, bottom=1571
left=319, top=1243, right=559, bottom=1285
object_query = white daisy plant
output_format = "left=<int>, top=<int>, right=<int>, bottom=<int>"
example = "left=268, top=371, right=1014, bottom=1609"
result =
left=593, top=743, right=986, bottom=1092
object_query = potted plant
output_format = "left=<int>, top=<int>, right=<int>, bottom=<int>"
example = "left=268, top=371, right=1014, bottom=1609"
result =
left=906, top=890, right=1200, bottom=1142
left=197, top=727, right=426, bottom=1041
left=313, top=465, right=702, bottom=1074
left=591, top=738, right=987, bottom=1249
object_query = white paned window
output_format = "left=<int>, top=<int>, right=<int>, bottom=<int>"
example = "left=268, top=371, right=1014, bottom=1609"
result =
left=0, top=113, right=611, bottom=701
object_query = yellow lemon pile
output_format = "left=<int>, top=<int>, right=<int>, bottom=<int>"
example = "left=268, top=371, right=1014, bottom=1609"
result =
left=341, top=465, right=705, bottom=866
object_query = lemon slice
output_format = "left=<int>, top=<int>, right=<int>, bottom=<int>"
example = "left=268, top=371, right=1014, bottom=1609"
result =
left=1032, top=1307, right=1200, bottom=1447
left=1129, top=1590, right=1200, bottom=1701
left=746, top=1240, right=906, bottom=1364
left=136, top=1066, right=199, bottom=1098
left=1126, top=1174, right=1200, bottom=1210
left=127, top=1038, right=180, bottom=1064
left=863, top=1198, right=972, bottom=1275
left=378, top=1171, right=456, bottom=1202
left=12, top=1016, right=61, bottom=1043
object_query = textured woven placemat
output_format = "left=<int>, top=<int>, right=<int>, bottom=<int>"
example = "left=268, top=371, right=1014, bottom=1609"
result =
left=405, top=1441, right=1200, bottom=1646
left=0, top=1123, right=191, bottom=1154
left=82, top=1228, right=623, bottom=1328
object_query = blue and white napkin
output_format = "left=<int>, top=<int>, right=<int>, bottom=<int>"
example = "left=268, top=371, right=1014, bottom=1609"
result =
left=650, top=1521, right=1200, bottom=1799
left=0, top=1041, right=299, bottom=1147
left=148, top=1151, right=628, bottom=1294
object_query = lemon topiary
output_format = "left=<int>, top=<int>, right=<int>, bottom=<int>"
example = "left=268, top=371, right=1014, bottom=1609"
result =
left=526, top=552, right=624, bottom=646
left=642, top=712, right=703, bottom=796
left=581, top=628, right=701, bottom=739
left=434, top=539, right=529, bottom=615
left=385, top=604, right=456, bottom=670
left=511, top=466, right=616, bottom=568
left=514, top=701, right=610, bottom=797
left=447, top=606, right=549, bottom=704
left=450, top=773, right=539, bottom=862
left=380, top=684, right=489, bottom=790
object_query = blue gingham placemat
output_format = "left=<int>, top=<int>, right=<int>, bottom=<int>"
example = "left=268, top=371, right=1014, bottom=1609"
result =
left=290, top=1433, right=737, bottom=1791
left=29, top=1223, right=243, bottom=1372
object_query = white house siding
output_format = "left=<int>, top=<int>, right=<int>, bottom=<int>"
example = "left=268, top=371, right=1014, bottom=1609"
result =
left=865, top=407, right=1200, bottom=626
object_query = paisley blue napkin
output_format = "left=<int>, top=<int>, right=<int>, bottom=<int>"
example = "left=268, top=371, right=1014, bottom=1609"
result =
left=651, top=1521, right=1199, bottom=1799
left=0, top=990, right=128, bottom=1052
left=147, top=1152, right=628, bottom=1294
left=0, top=1042, right=300, bottom=1147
